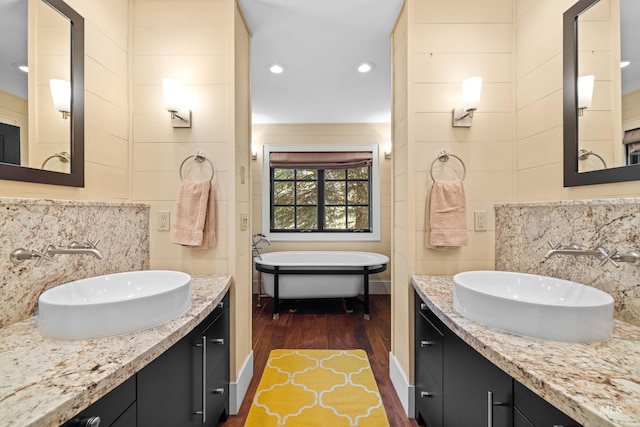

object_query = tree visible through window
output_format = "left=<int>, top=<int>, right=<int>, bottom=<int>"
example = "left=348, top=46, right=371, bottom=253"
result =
left=271, top=166, right=371, bottom=232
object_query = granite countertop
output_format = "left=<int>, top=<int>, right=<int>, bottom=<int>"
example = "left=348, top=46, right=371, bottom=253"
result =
left=0, top=275, right=232, bottom=427
left=412, top=275, right=640, bottom=427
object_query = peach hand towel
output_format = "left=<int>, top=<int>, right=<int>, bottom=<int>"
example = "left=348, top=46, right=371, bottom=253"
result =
left=198, top=187, right=217, bottom=248
left=425, top=179, right=468, bottom=248
left=170, top=180, right=216, bottom=248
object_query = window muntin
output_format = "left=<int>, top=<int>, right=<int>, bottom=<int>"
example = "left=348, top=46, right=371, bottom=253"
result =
left=262, top=145, right=381, bottom=242
left=270, top=166, right=371, bottom=233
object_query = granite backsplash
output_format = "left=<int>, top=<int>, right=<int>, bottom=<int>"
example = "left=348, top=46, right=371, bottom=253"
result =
left=0, top=198, right=150, bottom=328
left=495, top=198, right=640, bottom=327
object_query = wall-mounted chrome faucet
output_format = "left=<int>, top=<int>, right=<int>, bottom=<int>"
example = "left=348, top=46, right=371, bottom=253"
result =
left=10, top=240, right=103, bottom=266
left=252, top=233, right=270, bottom=260
left=543, top=241, right=640, bottom=268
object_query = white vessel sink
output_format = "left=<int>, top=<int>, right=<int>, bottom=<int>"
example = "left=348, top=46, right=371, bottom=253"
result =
left=38, top=270, right=192, bottom=340
left=453, top=271, right=614, bottom=342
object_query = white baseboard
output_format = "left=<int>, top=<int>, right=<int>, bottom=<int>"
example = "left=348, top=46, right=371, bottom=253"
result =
left=252, top=279, right=391, bottom=295
left=389, top=351, right=414, bottom=418
left=229, top=351, right=253, bottom=415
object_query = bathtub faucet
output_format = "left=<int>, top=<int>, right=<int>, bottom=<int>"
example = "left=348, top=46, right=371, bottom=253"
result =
left=252, top=233, right=271, bottom=260
left=543, top=241, right=640, bottom=268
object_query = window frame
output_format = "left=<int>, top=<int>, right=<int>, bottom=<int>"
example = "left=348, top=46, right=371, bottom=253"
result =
left=262, top=144, right=381, bottom=242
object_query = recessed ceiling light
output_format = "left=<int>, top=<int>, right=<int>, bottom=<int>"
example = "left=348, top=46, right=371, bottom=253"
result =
left=357, top=62, right=375, bottom=73
left=621, top=61, right=631, bottom=68
left=269, top=64, right=286, bottom=74
left=13, top=63, right=28, bottom=73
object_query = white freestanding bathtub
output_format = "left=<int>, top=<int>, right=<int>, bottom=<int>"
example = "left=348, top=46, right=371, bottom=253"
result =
left=254, top=251, right=389, bottom=319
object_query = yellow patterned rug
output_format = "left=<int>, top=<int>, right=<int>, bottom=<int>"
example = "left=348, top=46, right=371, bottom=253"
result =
left=245, top=349, right=390, bottom=426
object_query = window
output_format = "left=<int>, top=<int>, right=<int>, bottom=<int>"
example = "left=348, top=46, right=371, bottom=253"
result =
left=624, top=128, right=640, bottom=165
left=262, top=145, right=381, bottom=241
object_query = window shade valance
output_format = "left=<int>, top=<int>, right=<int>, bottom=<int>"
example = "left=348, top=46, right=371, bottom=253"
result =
left=623, top=128, right=640, bottom=145
left=269, top=151, right=373, bottom=169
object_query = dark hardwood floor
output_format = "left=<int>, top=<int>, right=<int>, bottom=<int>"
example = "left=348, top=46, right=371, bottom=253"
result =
left=222, top=295, right=419, bottom=427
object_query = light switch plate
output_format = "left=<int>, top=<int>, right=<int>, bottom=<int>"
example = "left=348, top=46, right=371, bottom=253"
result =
left=240, top=212, right=248, bottom=231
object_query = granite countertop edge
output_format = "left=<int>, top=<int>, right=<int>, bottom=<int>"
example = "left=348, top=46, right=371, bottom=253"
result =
left=412, top=275, right=640, bottom=427
left=0, top=274, right=232, bottom=427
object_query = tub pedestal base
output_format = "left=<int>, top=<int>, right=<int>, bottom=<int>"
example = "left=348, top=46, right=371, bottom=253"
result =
left=256, top=264, right=385, bottom=320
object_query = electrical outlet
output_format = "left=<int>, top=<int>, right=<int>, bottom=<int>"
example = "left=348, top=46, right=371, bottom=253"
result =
left=474, top=211, right=487, bottom=231
left=158, top=211, right=170, bottom=231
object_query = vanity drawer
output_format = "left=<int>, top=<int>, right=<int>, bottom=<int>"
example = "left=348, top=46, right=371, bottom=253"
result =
left=415, top=367, right=443, bottom=427
left=62, top=376, right=136, bottom=427
left=415, top=308, right=444, bottom=389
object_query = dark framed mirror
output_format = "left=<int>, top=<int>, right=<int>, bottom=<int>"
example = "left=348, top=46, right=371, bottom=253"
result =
left=0, top=0, right=84, bottom=187
left=563, top=0, right=640, bottom=186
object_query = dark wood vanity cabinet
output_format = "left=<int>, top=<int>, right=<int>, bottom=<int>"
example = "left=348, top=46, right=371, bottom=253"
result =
left=61, top=376, right=136, bottom=427
left=62, top=292, right=229, bottom=427
left=138, top=292, right=230, bottom=427
left=414, top=291, right=581, bottom=427
left=513, top=381, right=581, bottom=427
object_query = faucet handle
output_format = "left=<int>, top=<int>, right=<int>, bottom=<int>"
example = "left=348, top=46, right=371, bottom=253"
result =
left=33, top=245, right=55, bottom=266
left=597, top=246, right=621, bottom=268
left=547, top=241, right=561, bottom=249
left=69, top=240, right=100, bottom=249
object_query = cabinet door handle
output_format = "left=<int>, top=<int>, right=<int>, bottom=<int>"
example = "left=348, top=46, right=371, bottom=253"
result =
left=487, top=390, right=506, bottom=426
left=420, top=303, right=427, bottom=311
left=420, top=391, right=433, bottom=398
left=211, top=338, right=225, bottom=345
left=212, top=388, right=225, bottom=394
left=194, top=336, right=207, bottom=423
left=69, top=416, right=101, bottom=427
left=420, top=340, right=435, bottom=347
left=218, top=301, right=225, bottom=309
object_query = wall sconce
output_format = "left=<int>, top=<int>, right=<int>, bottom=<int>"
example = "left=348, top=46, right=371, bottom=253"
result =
left=577, top=75, right=594, bottom=116
left=251, top=144, right=258, bottom=160
left=452, top=76, right=482, bottom=127
left=49, top=79, right=70, bottom=119
left=162, top=78, right=191, bottom=128
left=384, top=142, right=392, bottom=159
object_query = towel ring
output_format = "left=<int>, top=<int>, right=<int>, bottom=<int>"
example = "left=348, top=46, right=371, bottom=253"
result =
left=41, top=151, right=71, bottom=169
left=179, top=151, right=215, bottom=181
left=429, top=150, right=466, bottom=181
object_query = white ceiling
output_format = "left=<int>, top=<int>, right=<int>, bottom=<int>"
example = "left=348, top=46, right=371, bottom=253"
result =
left=238, top=0, right=404, bottom=124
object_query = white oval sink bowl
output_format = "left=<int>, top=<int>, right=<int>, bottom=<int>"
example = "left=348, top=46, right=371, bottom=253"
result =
left=453, top=271, right=614, bottom=342
left=38, top=270, right=192, bottom=340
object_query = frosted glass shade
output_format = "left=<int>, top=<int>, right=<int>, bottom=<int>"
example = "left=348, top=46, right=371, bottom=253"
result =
left=578, top=75, right=595, bottom=110
left=49, top=79, right=70, bottom=113
left=462, top=77, right=482, bottom=111
left=162, top=78, right=183, bottom=112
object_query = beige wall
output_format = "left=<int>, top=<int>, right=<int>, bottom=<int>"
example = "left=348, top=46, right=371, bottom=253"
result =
left=391, top=0, right=515, bottom=381
left=1, top=0, right=130, bottom=200
left=0, top=90, right=28, bottom=163
left=131, top=0, right=251, bottom=384
left=250, top=123, right=392, bottom=279
left=576, top=0, right=620, bottom=171
left=515, top=0, right=640, bottom=199
left=30, top=0, right=72, bottom=172
left=391, top=0, right=412, bottom=386
left=623, top=88, right=640, bottom=131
